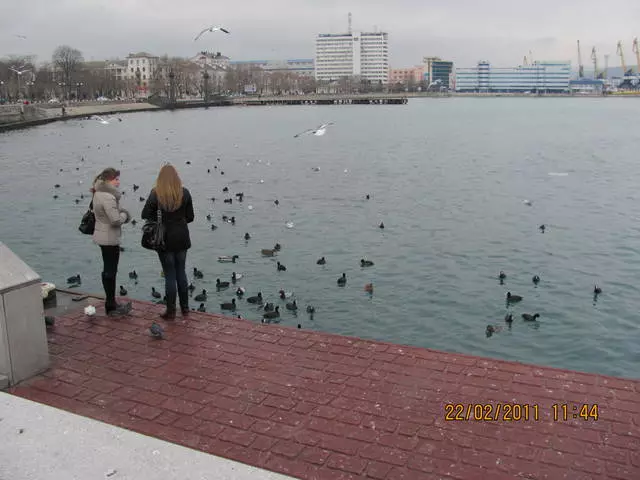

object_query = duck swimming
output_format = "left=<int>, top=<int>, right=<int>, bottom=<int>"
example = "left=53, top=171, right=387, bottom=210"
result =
left=286, top=300, right=298, bottom=311
left=197, top=303, right=206, bottom=312
left=317, top=256, right=326, bottom=265
left=220, top=299, right=236, bottom=310
left=151, top=287, right=161, bottom=299
left=360, top=259, right=374, bottom=267
left=504, top=313, right=513, bottom=324
left=499, top=271, right=506, bottom=281
left=263, top=306, right=280, bottom=320
left=236, top=287, right=245, bottom=296
left=337, top=273, right=347, bottom=286
left=261, top=248, right=276, bottom=256
left=247, top=292, right=263, bottom=304
left=194, top=289, right=207, bottom=302
left=218, top=255, right=239, bottom=263
left=216, top=279, right=230, bottom=289
left=279, top=289, right=292, bottom=299
left=593, top=285, right=602, bottom=295
left=506, top=292, right=522, bottom=303
left=232, top=272, right=243, bottom=283
left=306, top=305, right=315, bottom=314
left=277, top=262, right=287, bottom=271
left=193, top=267, right=204, bottom=279
left=67, top=274, right=81, bottom=284
left=129, top=270, right=138, bottom=279
left=522, top=313, right=540, bottom=321
left=532, top=275, right=540, bottom=284
left=244, top=233, right=250, bottom=240
left=119, top=286, right=127, bottom=296
left=263, top=302, right=275, bottom=312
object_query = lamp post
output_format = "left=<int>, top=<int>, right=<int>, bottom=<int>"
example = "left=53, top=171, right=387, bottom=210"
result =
left=58, top=82, right=67, bottom=102
left=203, top=69, right=210, bottom=103
left=75, top=82, right=84, bottom=101
left=25, top=81, right=35, bottom=101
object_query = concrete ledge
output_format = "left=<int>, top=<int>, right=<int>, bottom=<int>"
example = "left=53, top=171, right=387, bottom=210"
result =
left=0, top=392, right=293, bottom=480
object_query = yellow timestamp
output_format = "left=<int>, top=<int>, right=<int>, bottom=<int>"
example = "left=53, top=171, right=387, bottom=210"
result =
left=552, top=404, right=599, bottom=421
left=444, top=403, right=540, bottom=422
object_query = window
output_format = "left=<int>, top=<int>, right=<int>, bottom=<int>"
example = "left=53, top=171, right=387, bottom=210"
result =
left=143, top=75, right=146, bottom=80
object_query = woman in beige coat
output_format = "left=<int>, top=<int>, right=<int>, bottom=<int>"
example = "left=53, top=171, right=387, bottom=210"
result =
left=91, top=168, right=132, bottom=316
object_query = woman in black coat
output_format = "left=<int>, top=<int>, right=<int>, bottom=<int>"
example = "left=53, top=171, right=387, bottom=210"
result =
left=141, top=164, right=195, bottom=319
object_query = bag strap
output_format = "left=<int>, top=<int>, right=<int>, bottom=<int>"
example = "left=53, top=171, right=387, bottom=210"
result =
left=89, top=193, right=95, bottom=211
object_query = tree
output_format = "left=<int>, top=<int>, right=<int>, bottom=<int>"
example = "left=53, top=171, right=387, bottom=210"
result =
left=52, top=45, right=84, bottom=100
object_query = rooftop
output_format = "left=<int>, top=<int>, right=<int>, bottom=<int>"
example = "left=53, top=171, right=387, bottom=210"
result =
left=8, top=292, right=640, bottom=480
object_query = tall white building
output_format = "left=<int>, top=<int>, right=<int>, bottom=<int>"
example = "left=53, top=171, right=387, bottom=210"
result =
left=125, top=52, right=159, bottom=89
left=315, top=31, right=389, bottom=84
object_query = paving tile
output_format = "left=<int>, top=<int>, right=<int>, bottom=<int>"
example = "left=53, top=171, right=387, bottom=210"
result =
left=8, top=298, right=640, bottom=480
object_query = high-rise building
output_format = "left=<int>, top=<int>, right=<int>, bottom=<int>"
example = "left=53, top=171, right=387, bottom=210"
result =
left=315, top=31, right=389, bottom=84
left=455, top=60, right=571, bottom=93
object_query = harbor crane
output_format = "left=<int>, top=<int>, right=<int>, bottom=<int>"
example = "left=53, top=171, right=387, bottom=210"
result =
left=591, top=47, right=598, bottom=79
left=577, top=40, right=584, bottom=78
left=617, top=41, right=631, bottom=76
left=633, top=37, right=640, bottom=74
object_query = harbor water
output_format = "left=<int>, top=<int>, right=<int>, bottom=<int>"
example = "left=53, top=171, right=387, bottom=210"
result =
left=1, top=97, right=639, bottom=379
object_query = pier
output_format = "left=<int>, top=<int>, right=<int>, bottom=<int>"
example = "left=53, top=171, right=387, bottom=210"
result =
left=6, top=289, right=640, bottom=479
left=230, top=94, right=408, bottom=106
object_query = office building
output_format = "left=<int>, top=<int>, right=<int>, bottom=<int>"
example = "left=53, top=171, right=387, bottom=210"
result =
left=423, top=57, right=453, bottom=88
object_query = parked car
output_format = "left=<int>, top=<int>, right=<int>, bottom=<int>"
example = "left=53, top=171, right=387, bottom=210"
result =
left=48, top=98, right=60, bottom=104
left=96, top=96, right=110, bottom=102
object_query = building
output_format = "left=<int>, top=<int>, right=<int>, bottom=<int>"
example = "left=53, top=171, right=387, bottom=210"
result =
left=191, top=51, right=230, bottom=70
left=455, top=60, right=571, bottom=93
left=423, top=57, right=453, bottom=88
left=125, top=52, right=159, bottom=91
left=389, top=66, right=424, bottom=85
left=569, top=79, right=605, bottom=95
left=104, top=61, right=126, bottom=81
left=228, top=59, right=314, bottom=77
left=315, top=31, right=389, bottom=84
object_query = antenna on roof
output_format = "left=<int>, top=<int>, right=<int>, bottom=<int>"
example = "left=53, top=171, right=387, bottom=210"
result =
left=348, top=12, right=352, bottom=34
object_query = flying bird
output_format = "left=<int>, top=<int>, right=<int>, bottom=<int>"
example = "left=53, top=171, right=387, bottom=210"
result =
left=9, top=67, right=30, bottom=76
left=14, top=34, right=27, bottom=39
left=294, top=123, right=334, bottom=138
left=194, top=26, right=230, bottom=41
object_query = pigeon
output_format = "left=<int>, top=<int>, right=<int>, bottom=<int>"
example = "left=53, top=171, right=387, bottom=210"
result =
left=150, top=323, right=164, bottom=339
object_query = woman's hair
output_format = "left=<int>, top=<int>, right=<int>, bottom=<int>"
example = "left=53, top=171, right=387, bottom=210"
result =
left=90, top=168, right=120, bottom=192
left=155, top=164, right=183, bottom=212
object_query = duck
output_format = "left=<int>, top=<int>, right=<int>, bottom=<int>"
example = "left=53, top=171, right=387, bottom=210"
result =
left=218, top=255, right=239, bottom=263
left=247, top=292, right=263, bottom=304
left=211, top=224, right=218, bottom=230
left=222, top=186, right=229, bottom=192
left=216, top=279, right=230, bottom=290
left=132, top=184, right=139, bottom=191
left=379, top=222, right=385, bottom=229
left=360, top=259, right=374, bottom=267
left=244, top=232, right=251, bottom=240
left=151, top=287, right=162, bottom=299
left=261, top=248, right=277, bottom=256
left=337, top=273, right=347, bottom=286
left=264, top=302, right=275, bottom=312
left=539, top=224, right=546, bottom=233
left=206, top=214, right=212, bottom=221
left=593, top=285, right=602, bottom=295
left=274, top=199, right=280, bottom=205
left=522, top=313, right=540, bottom=321
left=277, top=262, right=287, bottom=271
left=194, top=289, right=207, bottom=302
left=532, top=275, right=540, bottom=284
left=131, top=219, right=137, bottom=226
left=316, top=256, right=326, bottom=265
left=279, top=289, right=292, bottom=299
left=231, top=272, right=242, bottom=283
left=262, top=306, right=280, bottom=320
left=119, top=286, right=128, bottom=296
left=366, top=194, right=370, bottom=200
left=499, top=271, right=506, bottom=281
left=139, top=196, right=145, bottom=202
left=286, top=300, right=298, bottom=311
left=274, top=243, right=282, bottom=251
left=486, top=324, right=502, bottom=337
left=504, top=313, right=513, bottom=324
left=67, top=274, right=81, bottom=284
left=306, top=305, right=315, bottom=314
left=236, top=287, right=245, bottom=297
left=197, top=303, right=206, bottom=312
left=506, top=292, right=522, bottom=303
left=220, top=299, right=236, bottom=310
left=128, top=270, right=138, bottom=280
left=193, top=267, right=204, bottom=279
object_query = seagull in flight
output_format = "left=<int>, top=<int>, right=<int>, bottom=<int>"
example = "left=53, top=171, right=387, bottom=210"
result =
left=14, top=34, right=27, bottom=39
left=9, top=67, right=30, bottom=76
left=294, top=123, right=334, bottom=138
left=91, top=115, right=110, bottom=125
left=194, top=26, right=230, bottom=41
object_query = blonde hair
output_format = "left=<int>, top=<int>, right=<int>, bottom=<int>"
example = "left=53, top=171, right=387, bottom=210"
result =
left=155, top=164, right=183, bottom=212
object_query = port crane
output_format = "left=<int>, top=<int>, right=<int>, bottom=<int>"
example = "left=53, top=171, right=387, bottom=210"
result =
left=633, top=37, right=640, bottom=74
left=617, top=41, right=631, bottom=76
left=577, top=40, right=584, bottom=78
left=591, top=47, right=598, bottom=79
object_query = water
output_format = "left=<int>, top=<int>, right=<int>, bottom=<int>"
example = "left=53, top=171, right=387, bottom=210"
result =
left=1, top=98, right=640, bottom=379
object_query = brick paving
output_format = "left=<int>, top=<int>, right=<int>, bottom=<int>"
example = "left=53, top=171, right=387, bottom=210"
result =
left=10, top=299, right=640, bottom=480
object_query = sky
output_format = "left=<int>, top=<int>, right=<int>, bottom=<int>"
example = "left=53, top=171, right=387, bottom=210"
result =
left=1, top=0, right=639, bottom=69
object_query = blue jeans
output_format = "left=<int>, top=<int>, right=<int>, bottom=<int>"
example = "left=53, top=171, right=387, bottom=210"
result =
left=158, top=250, right=188, bottom=310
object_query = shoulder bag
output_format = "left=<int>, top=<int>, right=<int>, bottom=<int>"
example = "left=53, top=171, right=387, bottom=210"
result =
left=78, top=197, right=95, bottom=235
left=141, top=208, right=166, bottom=251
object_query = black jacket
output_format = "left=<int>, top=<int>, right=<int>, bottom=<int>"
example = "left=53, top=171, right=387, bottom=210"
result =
left=141, top=187, right=194, bottom=252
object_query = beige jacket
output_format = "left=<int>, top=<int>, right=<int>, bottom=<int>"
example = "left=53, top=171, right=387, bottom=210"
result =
left=92, top=180, right=130, bottom=246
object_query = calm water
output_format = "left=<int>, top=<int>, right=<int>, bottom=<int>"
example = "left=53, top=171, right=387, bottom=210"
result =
left=1, top=98, right=640, bottom=379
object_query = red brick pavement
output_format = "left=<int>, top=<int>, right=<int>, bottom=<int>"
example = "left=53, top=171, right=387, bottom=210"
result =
left=10, top=299, right=640, bottom=480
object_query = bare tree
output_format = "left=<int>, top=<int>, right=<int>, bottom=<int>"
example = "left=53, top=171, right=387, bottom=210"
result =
left=52, top=45, right=84, bottom=100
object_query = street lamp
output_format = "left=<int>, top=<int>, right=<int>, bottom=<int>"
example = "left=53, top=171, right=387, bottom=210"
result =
left=58, top=82, right=66, bottom=102
left=76, top=82, right=84, bottom=101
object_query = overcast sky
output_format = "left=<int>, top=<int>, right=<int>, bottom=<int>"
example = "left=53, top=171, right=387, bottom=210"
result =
left=1, top=0, right=639, bottom=69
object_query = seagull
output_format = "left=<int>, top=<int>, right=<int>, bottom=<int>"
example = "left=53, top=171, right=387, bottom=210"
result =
left=194, top=26, right=230, bottom=41
left=14, top=34, right=27, bottom=39
left=9, top=67, right=30, bottom=76
left=91, top=115, right=110, bottom=125
left=294, top=123, right=334, bottom=138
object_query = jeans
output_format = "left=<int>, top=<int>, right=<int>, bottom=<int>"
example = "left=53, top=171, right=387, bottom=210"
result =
left=158, top=249, right=188, bottom=310
left=100, top=245, right=120, bottom=309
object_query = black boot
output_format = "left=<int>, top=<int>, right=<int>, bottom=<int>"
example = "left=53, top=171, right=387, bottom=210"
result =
left=160, top=292, right=177, bottom=320
left=102, top=272, right=132, bottom=316
left=178, top=287, right=189, bottom=316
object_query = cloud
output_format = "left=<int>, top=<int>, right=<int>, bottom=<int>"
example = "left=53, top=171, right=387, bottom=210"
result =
left=1, top=0, right=639, bottom=69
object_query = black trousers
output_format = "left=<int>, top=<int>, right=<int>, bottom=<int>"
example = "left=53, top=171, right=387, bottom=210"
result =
left=100, top=245, right=120, bottom=308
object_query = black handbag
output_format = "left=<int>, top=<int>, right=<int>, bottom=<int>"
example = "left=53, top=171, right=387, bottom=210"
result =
left=141, top=208, right=166, bottom=251
left=78, top=199, right=95, bottom=235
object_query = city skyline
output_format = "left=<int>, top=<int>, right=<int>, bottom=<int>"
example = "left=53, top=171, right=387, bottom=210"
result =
left=1, top=0, right=639, bottom=68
